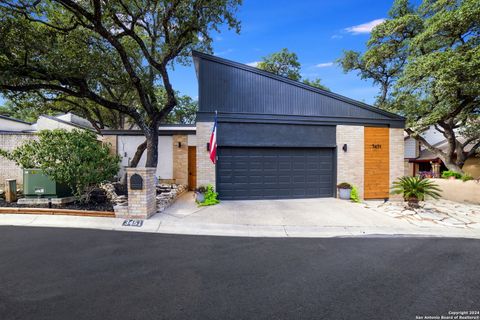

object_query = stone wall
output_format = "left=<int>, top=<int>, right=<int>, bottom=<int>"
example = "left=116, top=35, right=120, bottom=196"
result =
left=0, top=133, right=37, bottom=188
left=196, top=122, right=216, bottom=188
left=336, top=125, right=365, bottom=198
left=389, top=128, right=405, bottom=200
left=172, top=135, right=188, bottom=185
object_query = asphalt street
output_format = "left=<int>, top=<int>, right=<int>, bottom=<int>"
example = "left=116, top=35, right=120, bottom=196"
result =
left=0, top=226, right=479, bottom=320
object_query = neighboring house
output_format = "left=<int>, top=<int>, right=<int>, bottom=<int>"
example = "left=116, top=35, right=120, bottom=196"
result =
left=0, top=113, right=196, bottom=188
left=404, top=126, right=480, bottom=178
left=1, top=53, right=408, bottom=201
left=192, top=51, right=405, bottom=200
left=0, top=115, right=33, bottom=132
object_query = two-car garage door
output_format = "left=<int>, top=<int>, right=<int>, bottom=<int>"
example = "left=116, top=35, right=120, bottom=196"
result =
left=217, top=147, right=335, bottom=200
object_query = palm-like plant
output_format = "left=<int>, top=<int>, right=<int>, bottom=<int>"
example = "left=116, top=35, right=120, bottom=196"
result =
left=391, top=176, right=442, bottom=208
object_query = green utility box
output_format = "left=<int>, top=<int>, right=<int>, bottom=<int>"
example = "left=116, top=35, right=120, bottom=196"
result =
left=23, top=169, right=72, bottom=198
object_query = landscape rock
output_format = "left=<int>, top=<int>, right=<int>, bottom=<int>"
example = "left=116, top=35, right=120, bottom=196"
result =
left=369, top=199, right=480, bottom=228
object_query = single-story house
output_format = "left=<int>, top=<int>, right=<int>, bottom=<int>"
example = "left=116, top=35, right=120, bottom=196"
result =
left=191, top=51, right=405, bottom=200
left=1, top=52, right=407, bottom=201
left=404, top=126, right=480, bottom=178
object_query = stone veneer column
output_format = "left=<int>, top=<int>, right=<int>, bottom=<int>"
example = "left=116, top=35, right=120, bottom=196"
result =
left=336, top=125, right=365, bottom=199
left=389, top=128, right=405, bottom=200
left=172, top=135, right=188, bottom=185
left=196, top=122, right=216, bottom=188
left=125, top=167, right=157, bottom=219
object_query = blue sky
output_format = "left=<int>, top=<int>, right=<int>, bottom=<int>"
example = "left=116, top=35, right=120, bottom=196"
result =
left=0, top=0, right=396, bottom=107
left=168, top=0, right=397, bottom=105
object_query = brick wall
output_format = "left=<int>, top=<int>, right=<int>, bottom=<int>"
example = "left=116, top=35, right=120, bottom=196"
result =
left=390, top=128, right=405, bottom=199
left=121, top=167, right=157, bottom=219
left=196, top=122, right=216, bottom=188
left=172, top=135, right=188, bottom=185
left=336, top=125, right=365, bottom=198
left=0, top=133, right=37, bottom=188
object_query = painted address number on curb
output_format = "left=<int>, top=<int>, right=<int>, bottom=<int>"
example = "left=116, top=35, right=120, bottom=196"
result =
left=122, top=219, right=144, bottom=227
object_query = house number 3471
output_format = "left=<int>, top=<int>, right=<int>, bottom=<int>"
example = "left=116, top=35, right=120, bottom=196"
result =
left=371, top=144, right=382, bottom=149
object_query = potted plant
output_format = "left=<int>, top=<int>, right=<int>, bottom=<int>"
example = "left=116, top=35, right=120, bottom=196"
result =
left=194, top=186, right=207, bottom=203
left=391, top=176, right=441, bottom=208
left=194, top=185, right=219, bottom=206
left=337, top=182, right=353, bottom=200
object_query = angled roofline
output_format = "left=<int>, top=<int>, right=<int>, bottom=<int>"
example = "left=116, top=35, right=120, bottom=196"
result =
left=0, top=114, right=32, bottom=125
left=192, top=50, right=405, bottom=121
left=39, top=114, right=94, bottom=131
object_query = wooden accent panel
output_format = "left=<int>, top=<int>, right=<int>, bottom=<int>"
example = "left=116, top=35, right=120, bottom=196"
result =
left=364, top=127, right=390, bottom=199
left=188, top=146, right=197, bottom=190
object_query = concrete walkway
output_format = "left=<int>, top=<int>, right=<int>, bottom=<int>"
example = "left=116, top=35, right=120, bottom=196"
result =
left=1, top=192, right=479, bottom=238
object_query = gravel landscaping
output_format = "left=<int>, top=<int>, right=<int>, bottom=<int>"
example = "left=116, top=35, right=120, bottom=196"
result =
left=365, top=199, right=480, bottom=229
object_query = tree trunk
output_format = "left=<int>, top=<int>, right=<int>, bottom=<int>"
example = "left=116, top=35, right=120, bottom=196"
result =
left=442, top=158, right=464, bottom=174
left=130, top=140, right=147, bottom=168
left=145, top=124, right=159, bottom=168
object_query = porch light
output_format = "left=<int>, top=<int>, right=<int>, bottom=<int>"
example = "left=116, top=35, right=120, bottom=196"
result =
left=342, top=144, right=348, bottom=152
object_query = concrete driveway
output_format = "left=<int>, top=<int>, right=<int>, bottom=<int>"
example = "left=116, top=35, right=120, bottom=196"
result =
left=160, top=192, right=409, bottom=227
left=153, top=192, right=480, bottom=238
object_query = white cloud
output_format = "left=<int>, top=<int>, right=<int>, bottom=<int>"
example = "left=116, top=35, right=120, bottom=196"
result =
left=246, top=61, right=260, bottom=67
left=344, top=18, right=386, bottom=34
left=316, top=62, right=334, bottom=68
left=331, top=34, right=343, bottom=39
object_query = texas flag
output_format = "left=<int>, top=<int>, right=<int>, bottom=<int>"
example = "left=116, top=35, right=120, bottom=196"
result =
left=209, top=113, right=217, bottom=164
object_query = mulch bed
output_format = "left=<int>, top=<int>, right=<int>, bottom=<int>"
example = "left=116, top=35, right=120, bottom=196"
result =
left=0, top=199, right=114, bottom=212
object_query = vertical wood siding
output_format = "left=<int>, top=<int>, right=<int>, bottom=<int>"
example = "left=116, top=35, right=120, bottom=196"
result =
left=364, top=127, right=390, bottom=199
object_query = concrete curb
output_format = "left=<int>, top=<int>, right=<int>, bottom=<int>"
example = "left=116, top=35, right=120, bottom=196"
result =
left=1, top=213, right=479, bottom=239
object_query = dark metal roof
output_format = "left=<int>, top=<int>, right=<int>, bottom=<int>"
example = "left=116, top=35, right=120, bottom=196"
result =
left=192, top=51, right=405, bottom=128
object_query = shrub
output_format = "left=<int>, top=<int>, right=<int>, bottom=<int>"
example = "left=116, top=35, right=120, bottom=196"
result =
left=461, top=174, right=473, bottom=182
left=441, top=170, right=462, bottom=179
left=391, top=176, right=442, bottom=208
left=337, top=182, right=352, bottom=189
left=0, top=129, right=120, bottom=200
left=350, top=186, right=360, bottom=203
left=197, top=185, right=220, bottom=206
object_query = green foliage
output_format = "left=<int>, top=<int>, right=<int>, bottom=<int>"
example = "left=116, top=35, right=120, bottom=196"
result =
left=391, top=176, right=441, bottom=207
left=338, top=0, right=480, bottom=172
left=337, top=182, right=353, bottom=189
left=257, top=48, right=330, bottom=90
left=302, top=78, right=330, bottom=91
left=350, top=186, right=361, bottom=203
left=197, top=185, right=220, bottom=206
left=441, top=170, right=462, bottom=179
left=0, top=129, right=120, bottom=199
left=165, top=95, right=198, bottom=124
left=257, top=48, right=301, bottom=80
left=0, top=0, right=242, bottom=166
left=461, top=174, right=474, bottom=182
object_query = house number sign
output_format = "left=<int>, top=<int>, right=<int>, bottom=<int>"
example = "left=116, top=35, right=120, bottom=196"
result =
left=130, top=173, right=143, bottom=190
left=371, top=144, right=382, bottom=149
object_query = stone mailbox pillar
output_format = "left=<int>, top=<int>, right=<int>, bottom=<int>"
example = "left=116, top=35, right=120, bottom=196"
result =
left=125, top=167, right=157, bottom=219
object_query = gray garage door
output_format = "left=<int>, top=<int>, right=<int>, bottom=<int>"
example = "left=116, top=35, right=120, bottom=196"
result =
left=217, top=147, right=335, bottom=200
